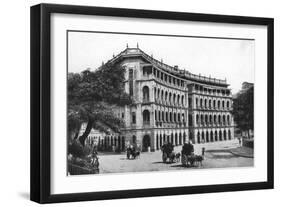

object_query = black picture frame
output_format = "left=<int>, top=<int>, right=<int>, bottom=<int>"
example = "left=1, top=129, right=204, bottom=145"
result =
left=30, top=3, right=274, bottom=204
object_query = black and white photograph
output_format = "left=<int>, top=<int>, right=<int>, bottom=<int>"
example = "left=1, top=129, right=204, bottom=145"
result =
left=0, top=0, right=277, bottom=206
left=67, top=31, right=254, bottom=175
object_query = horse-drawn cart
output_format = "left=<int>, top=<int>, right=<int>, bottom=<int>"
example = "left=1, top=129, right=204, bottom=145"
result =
left=162, top=151, right=176, bottom=163
left=181, top=153, right=204, bottom=167
left=161, top=143, right=175, bottom=163
left=126, top=146, right=140, bottom=159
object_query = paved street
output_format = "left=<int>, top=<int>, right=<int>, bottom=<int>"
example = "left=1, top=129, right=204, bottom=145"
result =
left=98, top=139, right=253, bottom=174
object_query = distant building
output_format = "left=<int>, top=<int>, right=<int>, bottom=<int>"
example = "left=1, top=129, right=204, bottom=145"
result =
left=82, top=46, right=235, bottom=152
left=242, top=82, right=254, bottom=90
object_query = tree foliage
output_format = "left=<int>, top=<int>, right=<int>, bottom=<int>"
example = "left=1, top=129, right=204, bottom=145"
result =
left=67, top=63, right=132, bottom=150
left=232, top=86, right=254, bottom=138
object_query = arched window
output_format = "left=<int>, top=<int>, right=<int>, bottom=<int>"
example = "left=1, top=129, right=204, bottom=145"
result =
left=227, top=115, right=230, bottom=125
left=161, top=90, right=164, bottom=102
left=210, top=131, right=214, bottom=142
left=200, top=98, right=203, bottom=108
left=214, top=115, right=217, bottom=124
left=155, top=110, right=157, bottom=121
left=157, top=88, right=160, bottom=100
left=215, top=131, right=218, bottom=141
left=197, top=132, right=201, bottom=144
left=222, top=100, right=225, bottom=108
left=132, top=135, right=137, bottom=144
left=183, top=132, right=187, bottom=143
left=173, top=94, right=176, bottom=104
left=196, top=98, right=198, bottom=107
left=209, top=99, right=212, bottom=108
left=201, top=114, right=204, bottom=125
left=227, top=101, right=230, bottom=108
left=170, top=112, right=173, bottom=122
left=177, top=95, right=180, bottom=106
left=182, top=113, right=185, bottom=123
left=143, top=86, right=149, bottom=102
left=166, top=112, right=169, bottom=122
left=162, top=111, right=165, bottom=122
left=218, top=100, right=221, bottom=109
left=202, top=131, right=205, bottom=142
left=143, top=110, right=150, bottom=124
left=129, top=69, right=134, bottom=96
left=209, top=114, right=212, bottom=124
left=223, top=115, right=226, bottom=125
left=179, top=133, right=182, bottom=145
left=205, top=114, right=208, bottom=124
left=182, top=95, right=184, bottom=106
left=174, top=113, right=177, bottom=122
left=228, top=130, right=231, bottom=140
left=156, top=134, right=159, bottom=150
left=204, top=99, right=207, bottom=108
left=218, top=115, right=221, bottom=124
left=165, top=91, right=168, bottom=102
left=213, top=100, right=216, bottom=108
left=178, top=113, right=181, bottom=122
left=196, top=114, right=199, bottom=124
left=206, top=131, right=209, bottom=142
left=169, top=92, right=172, bottom=104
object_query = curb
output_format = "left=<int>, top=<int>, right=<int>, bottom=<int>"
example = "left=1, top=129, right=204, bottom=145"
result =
left=229, top=150, right=254, bottom=158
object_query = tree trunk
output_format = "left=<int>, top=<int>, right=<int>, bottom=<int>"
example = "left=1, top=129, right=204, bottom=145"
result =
left=78, top=119, right=93, bottom=146
left=73, top=131, right=79, bottom=140
left=247, top=129, right=250, bottom=139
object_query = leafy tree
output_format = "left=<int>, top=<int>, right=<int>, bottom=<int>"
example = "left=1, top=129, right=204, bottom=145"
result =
left=232, top=86, right=254, bottom=138
left=68, top=63, right=132, bottom=151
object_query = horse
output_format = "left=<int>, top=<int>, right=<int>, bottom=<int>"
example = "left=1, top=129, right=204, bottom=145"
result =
left=132, top=151, right=141, bottom=159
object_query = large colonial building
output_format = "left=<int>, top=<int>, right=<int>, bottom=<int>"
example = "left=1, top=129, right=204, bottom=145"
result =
left=85, top=45, right=234, bottom=152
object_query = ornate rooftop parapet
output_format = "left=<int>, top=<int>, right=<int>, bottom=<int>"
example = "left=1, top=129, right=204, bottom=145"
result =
left=107, top=47, right=228, bottom=86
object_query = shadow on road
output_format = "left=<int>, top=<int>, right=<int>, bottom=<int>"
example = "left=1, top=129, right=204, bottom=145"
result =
left=151, top=161, right=164, bottom=164
left=170, top=164, right=185, bottom=168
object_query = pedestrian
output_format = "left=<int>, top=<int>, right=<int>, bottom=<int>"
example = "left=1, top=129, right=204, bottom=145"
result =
left=238, top=137, right=242, bottom=146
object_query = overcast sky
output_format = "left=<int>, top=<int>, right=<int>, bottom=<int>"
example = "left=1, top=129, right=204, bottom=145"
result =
left=68, top=31, right=254, bottom=93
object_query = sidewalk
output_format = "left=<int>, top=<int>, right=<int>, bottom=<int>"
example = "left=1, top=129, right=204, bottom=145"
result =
left=193, top=139, right=240, bottom=154
left=229, top=147, right=254, bottom=158
left=178, top=139, right=253, bottom=158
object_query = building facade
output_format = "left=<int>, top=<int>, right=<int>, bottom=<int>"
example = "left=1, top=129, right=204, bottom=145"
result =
left=85, top=46, right=235, bottom=152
